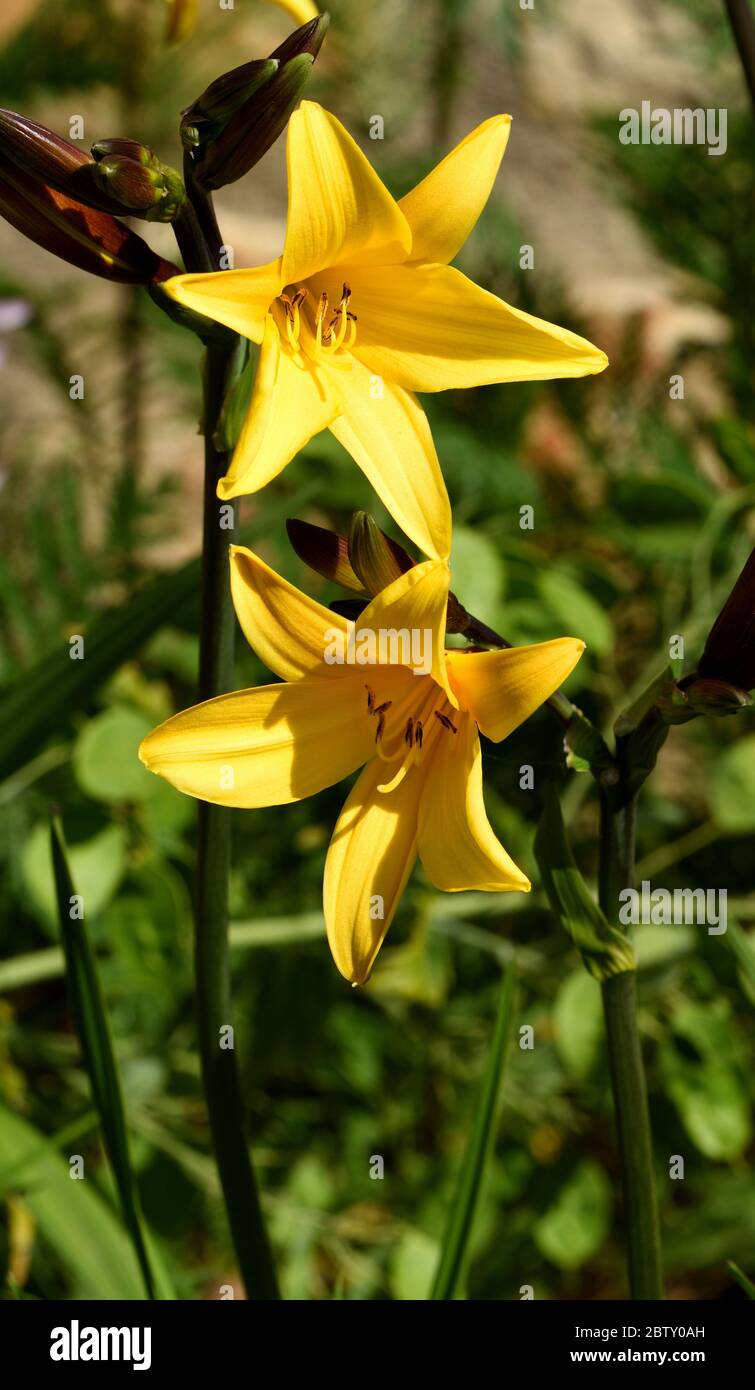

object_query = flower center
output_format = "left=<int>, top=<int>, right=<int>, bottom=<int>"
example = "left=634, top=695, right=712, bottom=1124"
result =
left=276, top=282, right=357, bottom=365
left=363, top=682, right=458, bottom=794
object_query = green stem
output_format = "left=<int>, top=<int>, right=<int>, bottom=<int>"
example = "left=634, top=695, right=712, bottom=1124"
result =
left=598, top=793, right=664, bottom=1300
left=193, top=336, right=279, bottom=1299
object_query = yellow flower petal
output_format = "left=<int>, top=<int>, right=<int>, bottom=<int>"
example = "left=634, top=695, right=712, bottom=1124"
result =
left=357, top=559, right=456, bottom=705
left=447, top=638, right=584, bottom=742
left=324, top=356, right=451, bottom=560
left=265, top=0, right=319, bottom=24
left=219, top=320, right=340, bottom=499
left=349, top=262, right=609, bottom=392
left=418, top=714, right=530, bottom=891
left=324, top=755, right=423, bottom=984
left=399, top=115, right=511, bottom=266
left=163, top=261, right=283, bottom=343
left=230, top=545, right=351, bottom=682
left=139, top=675, right=374, bottom=808
left=282, top=103, right=411, bottom=285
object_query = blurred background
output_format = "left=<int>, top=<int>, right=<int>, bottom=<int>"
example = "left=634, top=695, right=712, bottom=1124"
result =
left=0, top=0, right=753, bottom=1300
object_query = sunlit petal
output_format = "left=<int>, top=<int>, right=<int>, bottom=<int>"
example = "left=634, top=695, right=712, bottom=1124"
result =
left=324, top=356, right=451, bottom=560
left=164, top=260, right=283, bottom=343
left=219, top=323, right=340, bottom=499
left=399, top=115, right=511, bottom=265
left=324, top=755, right=422, bottom=984
left=282, top=103, right=411, bottom=285
left=139, top=676, right=373, bottom=807
left=447, top=638, right=584, bottom=742
left=357, top=559, right=455, bottom=705
left=230, top=545, right=351, bottom=681
left=418, top=715, right=530, bottom=891
left=349, top=261, right=608, bottom=392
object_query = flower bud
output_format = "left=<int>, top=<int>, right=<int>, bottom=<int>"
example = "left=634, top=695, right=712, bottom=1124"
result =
left=91, top=150, right=185, bottom=222
left=182, top=15, right=329, bottom=190
left=683, top=677, right=751, bottom=717
left=286, top=517, right=365, bottom=593
left=348, top=511, right=414, bottom=594
left=697, top=549, right=755, bottom=692
left=0, top=154, right=178, bottom=284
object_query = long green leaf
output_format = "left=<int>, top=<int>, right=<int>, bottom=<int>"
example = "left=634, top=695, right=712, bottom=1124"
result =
left=728, top=1260, right=755, bottom=1298
left=51, top=820, right=159, bottom=1300
left=430, top=964, right=516, bottom=1300
left=0, top=490, right=317, bottom=785
left=0, top=1104, right=146, bottom=1300
left=0, top=555, right=199, bottom=783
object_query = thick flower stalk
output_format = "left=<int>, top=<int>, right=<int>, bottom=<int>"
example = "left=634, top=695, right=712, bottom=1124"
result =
left=163, top=103, right=608, bottom=559
left=140, top=547, right=583, bottom=983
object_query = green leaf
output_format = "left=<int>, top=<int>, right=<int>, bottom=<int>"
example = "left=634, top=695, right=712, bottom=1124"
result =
left=391, top=1229, right=440, bottom=1301
left=553, top=970, right=603, bottom=1080
left=728, top=1261, right=755, bottom=1298
left=0, top=1103, right=146, bottom=1300
left=659, top=1002, right=752, bottom=1161
left=0, top=554, right=200, bottom=784
left=0, top=493, right=316, bottom=785
left=535, top=786, right=635, bottom=980
left=535, top=1160, right=613, bottom=1270
left=73, top=706, right=156, bottom=803
left=22, top=822, right=126, bottom=929
left=51, top=821, right=164, bottom=1299
left=711, top=734, right=755, bottom=832
left=451, top=526, right=506, bottom=627
left=430, top=965, right=516, bottom=1300
left=538, top=570, right=613, bottom=656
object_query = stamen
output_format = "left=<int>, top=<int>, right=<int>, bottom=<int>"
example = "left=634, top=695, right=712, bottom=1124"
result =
left=315, top=291, right=329, bottom=348
left=405, top=717, right=414, bottom=747
left=375, top=711, right=387, bottom=744
left=415, top=720, right=424, bottom=748
left=434, top=711, right=458, bottom=734
left=365, top=684, right=375, bottom=714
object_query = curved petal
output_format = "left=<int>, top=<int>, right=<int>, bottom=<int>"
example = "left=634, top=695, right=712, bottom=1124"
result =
left=350, top=262, right=609, bottom=392
left=418, top=715, right=530, bottom=891
left=230, top=545, right=350, bottom=681
left=447, top=638, right=584, bottom=742
left=139, top=675, right=374, bottom=808
left=324, top=356, right=451, bottom=560
left=266, top=0, right=318, bottom=22
left=399, top=115, right=511, bottom=266
left=282, top=102, right=411, bottom=285
left=357, top=559, right=456, bottom=705
left=324, top=754, right=423, bottom=984
left=163, top=260, right=282, bottom=343
left=219, top=322, right=340, bottom=499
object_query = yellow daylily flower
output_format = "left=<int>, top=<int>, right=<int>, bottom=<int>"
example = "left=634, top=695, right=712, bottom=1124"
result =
left=163, top=103, right=608, bottom=562
left=139, top=546, right=585, bottom=984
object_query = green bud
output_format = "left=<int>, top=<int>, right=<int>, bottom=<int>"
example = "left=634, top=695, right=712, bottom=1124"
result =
left=92, top=153, right=185, bottom=222
left=348, top=511, right=414, bottom=594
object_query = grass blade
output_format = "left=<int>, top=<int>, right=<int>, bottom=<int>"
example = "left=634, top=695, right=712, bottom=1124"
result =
left=728, top=1260, right=755, bottom=1298
left=430, top=964, right=516, bottom=1300
left=51, top=819, right=158, bottom=1300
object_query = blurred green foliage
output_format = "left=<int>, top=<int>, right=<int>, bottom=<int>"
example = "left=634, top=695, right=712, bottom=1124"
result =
left=0, top=0, right=753, bottom=1301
